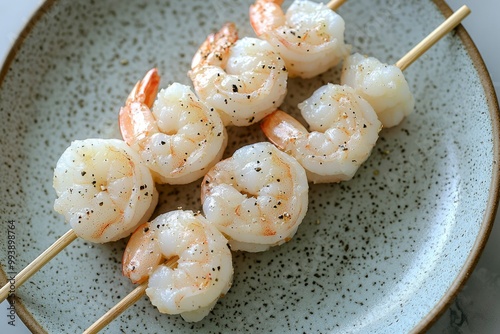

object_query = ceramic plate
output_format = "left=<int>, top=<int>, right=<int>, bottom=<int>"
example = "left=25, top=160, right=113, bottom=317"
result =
left=0, top=0, right=498, bottom=333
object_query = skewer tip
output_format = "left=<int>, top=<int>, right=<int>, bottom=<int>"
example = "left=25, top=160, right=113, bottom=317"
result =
left=326, top=0, right=347, bottom=11
left=395, top=4, right=471, bottom=71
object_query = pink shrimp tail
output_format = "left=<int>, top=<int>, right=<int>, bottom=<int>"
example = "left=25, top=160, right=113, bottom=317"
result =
left=122, top=222, right=163, bottom=284
left=126, top=68, right=160, bottom=108
left=119, top=68, right=160, bottom=145
left=260, top=109, right=307, bottom=150
left=191, top=22, right=239, bottom=70
left=249, top=0, right=285, bottom=36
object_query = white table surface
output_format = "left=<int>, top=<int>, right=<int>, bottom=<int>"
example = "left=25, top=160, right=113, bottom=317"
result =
left=0, top=1, right=499, bottom=333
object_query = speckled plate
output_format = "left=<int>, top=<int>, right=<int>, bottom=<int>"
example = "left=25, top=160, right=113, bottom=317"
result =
left=0, top=0, right=498, bottom=333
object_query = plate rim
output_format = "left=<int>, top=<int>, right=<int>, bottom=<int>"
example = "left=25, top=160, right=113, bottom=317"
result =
left=413, top=1, right=500, bottom=333
left=0, top=0, right=498, bottom=333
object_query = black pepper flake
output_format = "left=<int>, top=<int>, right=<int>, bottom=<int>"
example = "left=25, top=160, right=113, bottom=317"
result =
left=232, top=84, right=238, bottom=92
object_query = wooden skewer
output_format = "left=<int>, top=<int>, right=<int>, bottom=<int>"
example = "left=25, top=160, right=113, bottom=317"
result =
left=84, top=256, right=178, bottom=333
left=327, top=0, right=347, bottom=11
left=324, top=3, right=469, bottom=69
left=83, top=282, right=148, bottom=334
left=396, top=5, right=470, bottom=71
left=0, top=229, right=78, bottom=303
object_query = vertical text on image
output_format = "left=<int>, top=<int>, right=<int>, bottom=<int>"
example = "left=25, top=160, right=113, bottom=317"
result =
left=6, top=220, right=16, bottom=326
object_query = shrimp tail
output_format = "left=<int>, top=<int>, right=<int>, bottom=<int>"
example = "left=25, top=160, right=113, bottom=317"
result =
left=122, top=222, right=163, bottom=284
left=126, top=68, right=160, bottom=108
left=119, top=68, right=161, bottom=145
left=191, top=22, right=238, bottom=70
left=249, top=0, right=285, bottom=36
left=260, top=109, right=307, bottom=150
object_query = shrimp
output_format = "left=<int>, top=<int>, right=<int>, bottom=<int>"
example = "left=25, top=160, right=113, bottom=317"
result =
left=52, top=138, right=158, bottom=243
left=261, top=84, right=382, bottom=183
left=122, top=210, right=233, bottom=322
left=119, top=68, right=227, bottom=185
left=341, top=53, right=415, bottom=128
left=249, top=0, right=351, bottom=78
left=201, top=142, right=308, bottom=252
left=189, top=22, right=288, bottom=126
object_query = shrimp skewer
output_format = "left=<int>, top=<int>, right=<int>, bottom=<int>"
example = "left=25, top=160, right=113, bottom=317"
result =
left=119, top=68, right=227, bottom=184
left=189, top=22, right=288, bottom=126
left=341, top=5, right=471, bottom=128
left=0, top=138, right=158, bottom=302
left=249, top=0, right=351, bottom=79
left=261, top=85, right=382, bottom=183
left=261, top=6, right=470, bottom=183
left=85, top=210, right=233, bottom=332
left=83, top=8, right=471, bottom=330
left=201, top=142, right=309, bottom=252
left=85, top=144, right=308, bottom=330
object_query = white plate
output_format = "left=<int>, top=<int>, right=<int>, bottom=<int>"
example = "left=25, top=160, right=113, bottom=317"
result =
left=0, top=0, right=498, bottom=333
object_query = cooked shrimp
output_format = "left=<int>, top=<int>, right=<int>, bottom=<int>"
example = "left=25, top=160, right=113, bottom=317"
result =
left=122, top=210, right=233, bottom=322
left=249, top=0, right=351, bottom=78
left=341, top=53, right=415, bottom=128
left=261, top=84, right=382, bottom=183
left=53, top=138, right=158, bottom=243
left=201, top=142, right=308, bottom=252
left=119, top=68, right=227, bottom=185
left=189, top=22, right=288, bottom=126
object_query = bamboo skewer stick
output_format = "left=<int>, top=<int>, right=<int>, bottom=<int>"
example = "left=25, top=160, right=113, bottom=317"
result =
left=0, top=229, right=78, bottom=303
left=84, top=256, right=178, bottom=333
left=83, top=282, right=148, bottom=334
left=327, top=0, right=346, bottom=11
left=396, top=5, right=470, bottom=71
